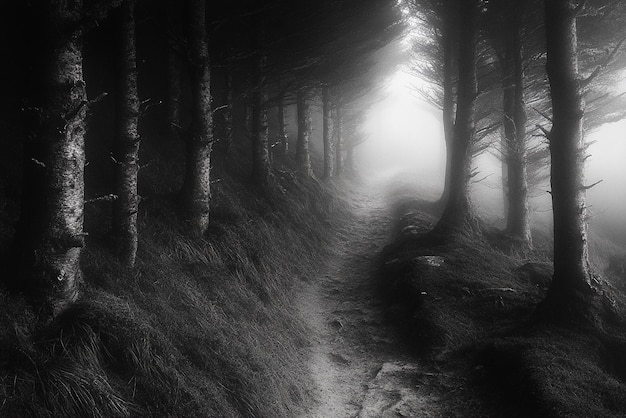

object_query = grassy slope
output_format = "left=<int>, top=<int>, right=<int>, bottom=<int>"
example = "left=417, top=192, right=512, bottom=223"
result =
left=379, top=195, right=626, bottom=417
left=0, top=139, right=345, bottom=417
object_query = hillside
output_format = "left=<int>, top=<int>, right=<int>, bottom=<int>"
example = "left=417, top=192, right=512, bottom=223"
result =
left=0, top=134, right=347, bottom=416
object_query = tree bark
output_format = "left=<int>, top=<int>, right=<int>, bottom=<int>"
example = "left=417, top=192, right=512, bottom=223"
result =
left=224, top=64, right=234, bottom=151
left=435, top=0, right=479, bottom=235
left=296, top=89, right=313, bottom=177
left=251, top=52, right=270, bottom=186
left=277, top=94, right=288, bottom=155
left=14, top=0, right=86, bottom=316
left=213, top=58, right=234, bottom=153
left=545, top=0, right=594, bottom=298
left=112, top=0, right=140, bottom=267
left=181, top=0, right=212, bottom=236
left=502, top=18, right=531, bottom=246
left=440, top=13, right=456, bottom=204
left=322, top=87, right=334, bottom=179
left=165, top=2, right=181, bottom=142
left=334, top=104, right=343, bottom=175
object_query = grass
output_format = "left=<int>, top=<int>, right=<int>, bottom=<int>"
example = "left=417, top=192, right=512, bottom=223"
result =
left=0, top=142, right=348, bottom=417
left=378, top=195, right=626, bottom=417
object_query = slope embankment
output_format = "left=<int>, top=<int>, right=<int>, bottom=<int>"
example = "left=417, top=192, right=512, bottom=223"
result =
left=0, top=162, right=342, bottom=417
left=377, top=179, right=626, bottom=417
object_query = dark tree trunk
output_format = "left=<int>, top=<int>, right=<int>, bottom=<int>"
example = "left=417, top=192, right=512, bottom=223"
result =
left=112, top=0, right=140, bottom=267
left=322, top=87, right=334, bottom=179
left=435, top=0, right=479, bottom=235
left=224, top=64, right=234, bottom=151
left=277, top=94, right=288, bottom=155
left=440, top=14, right=456, bottom=204
left=251, top=52, right=270, bottom=186
left=544, top=0, right=594, bottom=300
left=296, top=89, right=313, bottom=177
left=243, top=70, right=253, bottom=140
left=334, top=104, right=343, bottom=175
left=165, top=2, right=181, bottom=141
left=212, top=53, right=234, bottom=154
left=502, top=19, right=531, bottom=246
left=181, top=0, right=212, bottom=236
left=213, top=58, right=234, bottom=153
left=13, top=0, right=87, bottom=315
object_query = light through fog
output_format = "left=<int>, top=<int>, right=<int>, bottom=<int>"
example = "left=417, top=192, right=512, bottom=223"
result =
left=358, top=68, right=626, bottom=227
left=359, top=68, right=444, bottom=194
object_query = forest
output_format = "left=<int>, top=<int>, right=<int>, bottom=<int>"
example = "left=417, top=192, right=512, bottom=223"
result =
left=2, top=0, right=626, bottom=416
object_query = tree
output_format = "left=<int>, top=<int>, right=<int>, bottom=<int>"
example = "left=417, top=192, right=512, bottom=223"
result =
left=334, top=102, right=344, bottom=175
left=485, top=0, right=535, bottom=247
left=180, top=0, right=212, bottom=236
left=12, top=0, right=88, bottom=315
left=276, top=90, right=289, bottom=155
left=322, top=86, right=334, bottom=179
left=543, top=0, right=595, bottom=307
left=295, top=89, right=313, bottom=177
left=251, top=57, right=271, bottom=185
left=212, top=56, right=234, bottom=153
left=112, top=0, right=140, bottom=267
left=165, top=0, right=182, bottom=142
left=440, top=3, right=457, bottom=205
left=433, top=0, right=480, bottom=235
left=250, top=22, right=271, bottom=186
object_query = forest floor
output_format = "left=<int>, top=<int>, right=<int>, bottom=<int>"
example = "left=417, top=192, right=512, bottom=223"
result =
left=298, top=174, right=446, bottom=417
left=297, top=171, right=626, bottom=418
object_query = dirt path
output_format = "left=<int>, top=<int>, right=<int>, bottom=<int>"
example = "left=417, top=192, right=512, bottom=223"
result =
left=299, top=179, right=443, bottom=418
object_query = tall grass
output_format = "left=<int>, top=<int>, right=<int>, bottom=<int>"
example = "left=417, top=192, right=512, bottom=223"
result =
left=0, top=157, right=344, bottom=417
left=379, top=197, right=626, bottom=417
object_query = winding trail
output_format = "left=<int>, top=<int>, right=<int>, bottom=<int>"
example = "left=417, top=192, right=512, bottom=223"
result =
left=299, top=177, right=443, bottom=417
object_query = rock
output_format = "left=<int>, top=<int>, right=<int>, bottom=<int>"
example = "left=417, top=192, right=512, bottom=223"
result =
left=412, top=256, right=445, bottom=268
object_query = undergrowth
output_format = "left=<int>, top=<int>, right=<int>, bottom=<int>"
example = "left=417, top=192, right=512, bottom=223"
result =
left=379, top=195, right=626, bottom=417
left=0, top=150, right=348, bottom=417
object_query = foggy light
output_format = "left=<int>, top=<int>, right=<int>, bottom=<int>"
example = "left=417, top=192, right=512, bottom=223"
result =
left=359, top=69, right=444, bottom=189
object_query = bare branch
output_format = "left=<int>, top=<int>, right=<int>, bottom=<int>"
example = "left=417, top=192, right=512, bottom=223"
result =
left=582, top=179, right=603, bottom=190
left=533, top=107, right=553, bottom=123
left=536, top=124, right=551, bottom=138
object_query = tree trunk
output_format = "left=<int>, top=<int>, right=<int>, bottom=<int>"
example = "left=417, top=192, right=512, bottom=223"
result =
left=335, top=104, right=343, bottom=175
left=277, top=94, right=288, bottom=155
left=251, top=52, right=270, bottom=186
left=544, top=0, right=594, bottom=299
left=213, top=55, right=234, bottom=154
left=181, top=0, right=212, bottom=236
left=502, top=19, right=531, bottom=246
left=440, top=14, right=456, bottom=204
left=112, top=0, right=140, bottom=267
left=224, top=64, right=234, bottom=151
left=13, top=0, right=86, bottom=316
left=435, top=0, right=479, bottom=235
left=165, top=2, right=181, bottom=141
left=296, top=89, right=313, bottom=177
left=322, top=87, right=334, bottom=179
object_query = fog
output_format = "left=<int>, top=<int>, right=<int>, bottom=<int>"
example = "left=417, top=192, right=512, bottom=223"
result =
left=357, top=68, right=626, bottom=231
